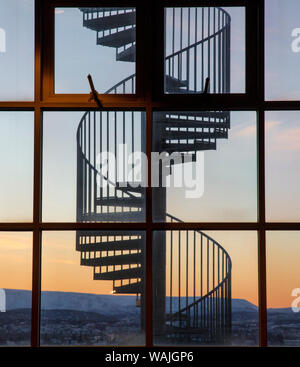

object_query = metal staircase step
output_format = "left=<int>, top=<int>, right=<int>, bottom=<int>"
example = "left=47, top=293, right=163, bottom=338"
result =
left=80, top=8, right=134, bottom=13
left=165, top=76, right=188, bottom=92
left=115, top=183, right=145, bottom=194
left=97, top=27, right=135, bottom=47
left=95, top=196, right=143, bottom=208
left=160, top=119, right=230, bottom=129
left=162, top=141, right=217, bottom=153
left=81, top=252, right=142, bottom=266
left=165, top=111, right=229, bottom=119
left=77, top=230, right=143, bottom=238
left=114, top=281, right=142, bottom=294
left=94, top=267, right=142, bottom=280
left=83, top=11, right=136, bottom=32
left=80, top=210, right=144, bottom=221
left=161, top=152, right=197, bottom=166
left=77, top=238, right=143, bottom=252
left=116, top=44, right=136, bottom=62
left=163, top=129, right=228, bottom=140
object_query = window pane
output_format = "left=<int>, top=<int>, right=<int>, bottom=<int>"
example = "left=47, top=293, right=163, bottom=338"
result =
left=0, top=0, right=34, bottom=101
left=164, top=7, right=245, bottom=94
left=0, top=112, right=34, bottom=222
left=0, top=232, right=32, bottom=346
left=41, top=231, right=145, bottom=346
left=55, top=8, right=136, bottom=94
left=267, top=231, right=300, bottom=346
left=42, top=111, right=146, bottom=222
left=266, top=111, right=300, bottom=222
left=153, top=231, right=258, bottom=346
left=265, top=0, right=300, bottom=100
left=152, top=111, right=257, bottom=222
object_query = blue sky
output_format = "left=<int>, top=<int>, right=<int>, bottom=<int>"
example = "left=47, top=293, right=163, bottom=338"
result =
left=0, top=0, right=34, bottom=100
left=265, top=0, right=300, bottom=100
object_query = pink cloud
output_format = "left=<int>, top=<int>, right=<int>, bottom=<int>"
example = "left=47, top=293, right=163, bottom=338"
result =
left=235, top=125, right=256, bottom=137
left=265, top=120, right=281, bottom=130
left=234, top=120, right=281, bottom=138
left=269, top=127, right=300, bottom=151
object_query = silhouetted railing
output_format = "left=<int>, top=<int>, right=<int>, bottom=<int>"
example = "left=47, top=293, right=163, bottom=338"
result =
left=76, top=110, right=145, bottom=222
left=165, top=7, right=230, bottom=93
left=76, top=6, right=232, bottom=342
left=165, top=214, right=232, bottom=341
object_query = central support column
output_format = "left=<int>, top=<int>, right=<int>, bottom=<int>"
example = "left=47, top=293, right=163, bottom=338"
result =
left=152, top=112, right=167, bottom=339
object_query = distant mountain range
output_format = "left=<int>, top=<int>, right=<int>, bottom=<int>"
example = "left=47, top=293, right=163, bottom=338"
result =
left=1, top=289, right=297, bottom=315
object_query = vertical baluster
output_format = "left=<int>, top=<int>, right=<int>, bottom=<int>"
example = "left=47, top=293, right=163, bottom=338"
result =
left=218, top=9, right=221, bottom=93
left=222, top=251, right=224, bottom=330
left=193, top=230, right=196, bottom=327
left=114, top=113, right=117, bottom=274
left=88, top=112, right=92, bottom=218
left=107, top=111, right=109, bottom=209
left=213, top=7, right=216, bottom=93
left=217, top=245, right=220, bottom=331
left=186, top=231, right=188, bottom=327
left=200, top=233, right=203, bottom=328
left=194, top=7, right=197, bottom=92
left=170, top=229, right=173, bottom=327
left=93, top=111, right=96, bottom=216
left=83, top=118, right=87, bottom=215
left=222, top=14, right=226, bottom=93
left=227, top=15, right=231, bottom=92
left=213, top=242, right=215, bottom=333
left=187, top=8, right=190, bottom=91
left=201, top=7, right=204, bottom=91
left=180, top=8, right=183, bottom=82
left=131, top=111, right=134, bottom=215
left=178, top=230, right=181, bottom=328
left=207, top=7, right=211, bottom=89
left=207, top=237, right=209, bottom=295
left=172, top=8, right=175, bottom=78
left=100, top=112, right=103, bottom=213
left=114, top=111, right=117, bottom=206
left=122, top=111, right=125, bottom=212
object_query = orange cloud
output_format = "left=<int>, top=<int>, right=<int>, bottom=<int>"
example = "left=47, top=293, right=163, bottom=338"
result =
left=265, top=120, right=281, bottom=130
left=235, top=125, right=256, bottom=137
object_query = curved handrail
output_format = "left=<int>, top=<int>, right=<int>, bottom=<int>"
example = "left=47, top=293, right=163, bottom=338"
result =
left=165, top=27, right=228, bottom=61
left=166, top=213, right=232, bottom=325
left=104, top=73, right=135, bottom=94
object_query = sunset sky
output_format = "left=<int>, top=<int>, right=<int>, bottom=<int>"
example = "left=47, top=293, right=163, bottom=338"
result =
left=0, top=3, right=300, bottom=310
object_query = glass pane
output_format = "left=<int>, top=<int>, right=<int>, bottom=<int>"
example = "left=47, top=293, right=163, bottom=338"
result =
left=55, top=8, right=136, bottom=94
left=153, top=231, right=258, bottom=346
left=164, top=7, right=245, bottom=94
left=265, top=0, right=300, bottom=100
left=42, top=111, right=146, bottom=222
left=152, top=111, right=257, bottom=222
left=0, top=112, right=34, bottom=222
left=0, top=232, right=32, bottom=346
left=0, top=0, right=34, bottom=101
left=267, top=231, right=300, bottom=346
left=41, top=231, right=145, bottom=346
left=266, top=111, right=300, bottom=222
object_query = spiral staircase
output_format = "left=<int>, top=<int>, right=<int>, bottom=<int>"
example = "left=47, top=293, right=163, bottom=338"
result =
left=76, top=7, right=232, bottom=343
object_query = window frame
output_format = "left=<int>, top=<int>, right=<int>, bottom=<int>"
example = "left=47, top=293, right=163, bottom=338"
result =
left=1, top=0, right=300, bottom=348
